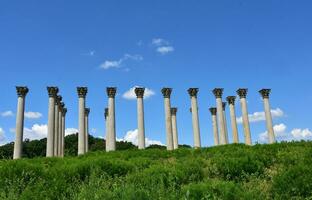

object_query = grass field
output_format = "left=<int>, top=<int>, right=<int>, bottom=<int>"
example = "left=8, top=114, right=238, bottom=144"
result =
left=0, top=141, right=311, bottom=199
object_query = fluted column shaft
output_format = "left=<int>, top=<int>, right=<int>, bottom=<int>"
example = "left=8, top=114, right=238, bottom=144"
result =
left=188, top=88, right=201, bottom=148
left=162, top=88, right=174, bottom=150
left=259, top=89, right=275, bottom=143
left=227, top=97, right=239, bottom=143
left=237, top=89, right=252, bottom=145
left=209, top=108, right=219, bottom=146
left=107, top=87, right=116, bottom=152
left=53, top=98, right=60, bottom=156
left=104, top=108, right=109, bottom=150
left=61, top=108, right=66, bottom=157
left=222, top=102, right=229, bottom=144
left=171, top=108, right=178, bottom=149
left=57, top=106, right=62, bottom=156
left=85, top=108, right=90, bottom=153
left=135, top=88, right=145, bottom=149
left=13, top=87, right=28, bottom=159
left=77, top=87, right=87, bottom=155
left=46, top=87, right=58, bottom=157
left=213, top=89, right=226, bottom=145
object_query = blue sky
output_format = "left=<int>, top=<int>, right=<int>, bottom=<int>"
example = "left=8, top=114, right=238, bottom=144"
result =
left=0, top=0, right=312, bottom=147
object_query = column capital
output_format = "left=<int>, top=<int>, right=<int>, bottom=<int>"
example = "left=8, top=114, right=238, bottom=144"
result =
left=62, top=108, right=67, bottom=116
left=106, top=87, right=117, bottom=98
left=104, top=108, right=109, bottom=119
left=188, top=88, right=199, bottom=97
left=209, top=107, right=217, bottom=115
left=77, top=87, right=88, bottom=98
left=56, top=95, right=62, bottom=105
left=226, top=96, right=236, bottom=105
left=171, top=107, right=178, bottom=115
left=212, top=88, right=223, bottom=98
left=259, top=89, right=271, bottom=98
left=16, top=86, right=29, bottom=97
left=60, top=102, right=65, bottom=110
left=47, top=87, right=58, bottom=97
left=85, top=108, right=90, bottom=116
left=237, top=88, right=248, bottom=98
left=134, top=87, right=145, bottom=98
left=161, top=88, right=172, bottom=98
left=222, top=102, right=227, bottom=111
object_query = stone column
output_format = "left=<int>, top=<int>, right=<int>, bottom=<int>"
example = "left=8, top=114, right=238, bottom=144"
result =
left=135, top=87, right=145, bottom=149
left=161, top=88, right=174, bottom=150
left=77, top=87, right=87, bottom=155
left=57, top=102, right=63, bottom=157
left=171, top=107, right=179, bottom=149
left=46, top=87, right=58, bottom=157
left=104, top=108, right=109, bottom=150
left=61, top=108, right=67, bottom=157
left=212, top=88, right=226, bottom=145
left=106, top=87, right=116, bottom=152
left=188, top=88, right=201, bottom=148
left=209, top=107, right=219, bottom=146
left=226, top=96, right=239, bottom=143
left=54, top=95, right=62, bottom=156
left=237, top=88, right=252, bottom=145
left=259, top=89, right=275, bottom=144
left=85, top=108, right=90, bottom=153
left=13, top=86, right=28, bottom=159
left=222, top=102, right=229, bottom=144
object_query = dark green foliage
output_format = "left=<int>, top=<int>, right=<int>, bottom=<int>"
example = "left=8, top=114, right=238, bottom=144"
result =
left=0, top=141, right=311, bottom=199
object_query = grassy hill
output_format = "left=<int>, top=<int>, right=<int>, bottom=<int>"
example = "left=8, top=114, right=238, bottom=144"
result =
left=0, top=141, right=311, bottom=199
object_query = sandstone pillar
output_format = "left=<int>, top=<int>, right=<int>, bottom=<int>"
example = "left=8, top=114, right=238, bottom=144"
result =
left=104, top=108, right=109, bottom=150
left=209, top=107, right=219, bottom=146
left=57, top=102, right=63, bottom=156
left=161, top=88, right=174, bottom=150
left=188, top=88, right=201, bottom=148
left=46, top=87, right=58, bottom=157
left=135, top=87, right=145, bottom=149
left=171, top=107, right=179, bottom=149
left=259, top=89, right=275, bottom=143
left=54, top=95, right=62, bottom=156
left=106, top=87, right=116, bottom=152
left=13, top=86, right=28, bottom=159
left=85, top=108, right=90, bottom=153
left=237, top=88, right=252, bottom=145
left=226, top=96, right=239, bottom=143
left=77, top=87, right=87, bottom=155
left=222, top=102, right=229, bottom=144
left=212, top=88, right=226, bottom=145
left=61, top=108, right=67, bottom=157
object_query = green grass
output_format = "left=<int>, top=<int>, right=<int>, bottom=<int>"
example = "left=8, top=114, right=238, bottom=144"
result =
left=0, top=141, right=312, bottom=199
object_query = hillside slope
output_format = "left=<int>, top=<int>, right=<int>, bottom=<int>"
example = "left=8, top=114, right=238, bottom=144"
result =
left=0, top=141, right=311, bottom=199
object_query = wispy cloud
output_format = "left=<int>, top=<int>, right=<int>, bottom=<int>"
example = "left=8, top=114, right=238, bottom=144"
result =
left=122, top=86, right=156, bottom=100
left=99, top=54, right=143, bottom=70
left=118, top=129, right=163, bottom=146
left=81, top=50, right=95, bottom=56
left=152, top=38, right=174, bottom=55
left=25, top=112, right=42, bottom=119
left=236, top=108, right=284, bottom=124
left=1, top=111, right=14, bottom=117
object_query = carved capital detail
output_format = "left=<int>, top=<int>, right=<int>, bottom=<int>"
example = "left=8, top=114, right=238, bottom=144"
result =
left=259, top=89, right=271, bottom=98
left=16, top=86, right=29, bottom=97
left=106, top=87, right=117, bottom=98
left=161, top=88, right=172, bottom=98
left=77, top=87, right=88, bottom=98
left=237, top=88, right=248, bottom=98
left=55, top=95, right=62, bottom=105
left=171, top=107, right=177, bottom=115
left=85, top=108, right=90, bottom=116
left=47, top=87, right=58, bottom=97
left=222, top=102, right=227, bottom=111
left=212, top=88, right=223, bottom=98
left=59, top=102, right=65, bottom=111
left=62, top=108, right=67, bottom=116
left=209, top=107, right=217, bottom=115
left=226, top=96, right=236, bottom=105
left=188, top=88, right=199, bottom=97
left=135, top=87, right=145, bottom=98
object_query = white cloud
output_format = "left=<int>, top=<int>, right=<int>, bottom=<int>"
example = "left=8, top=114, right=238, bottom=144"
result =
left=99, top=54, right=143, bottom=70
left=291, top=128, right=312, bottom=140
left=152, top=38, right=169, bottom=46
left=0, top=127, right=6, bottom=145
left=24, top=112, right=42, bottom=119
left=82, top=50, right=95, bottom=56
left=122, top=86, right=156, bottom=100
left=23, top=124, right=47, bottom=140
left=1, top=110, right=14, bottom=117
left=156, top=46, right=174, bottom=55
left=237, top=108, right=284, bottom=124
left=259, top=123, right=287, bottom=143
left=65, top=128, right=78, bottom=136
left=120, top=129, right=163, bottom=146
